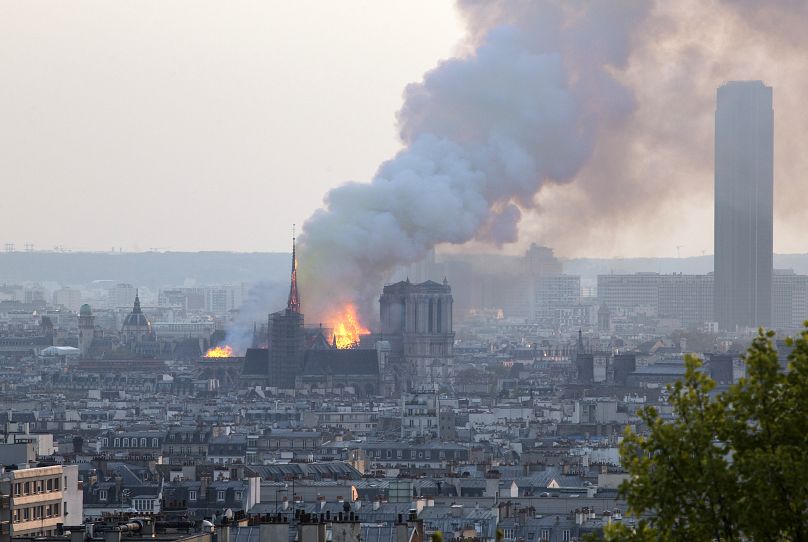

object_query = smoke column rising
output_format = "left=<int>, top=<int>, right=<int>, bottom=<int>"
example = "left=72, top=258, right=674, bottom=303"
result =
left=298, top=1, right=649, bottom=321
left=223, top=279, right=286, bottom=353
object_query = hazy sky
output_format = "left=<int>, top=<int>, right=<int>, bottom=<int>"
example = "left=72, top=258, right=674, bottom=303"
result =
left=2, top=1, right=806, bottom=258
left=0, top=1, right=464, bottom=253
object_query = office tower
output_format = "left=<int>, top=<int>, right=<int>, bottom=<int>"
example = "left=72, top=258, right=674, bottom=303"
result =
left=714, top=81, right=773, bottom=330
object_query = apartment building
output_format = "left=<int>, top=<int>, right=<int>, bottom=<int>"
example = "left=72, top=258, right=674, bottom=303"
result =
left=0, top=465, right=80, bottom=538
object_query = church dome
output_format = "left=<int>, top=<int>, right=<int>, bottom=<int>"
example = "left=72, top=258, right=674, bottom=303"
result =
left=121, top=292, right=150, bottom=330
left=123, top=311, right=150, bottom=328
left=80, top=304, right=92, bottom=316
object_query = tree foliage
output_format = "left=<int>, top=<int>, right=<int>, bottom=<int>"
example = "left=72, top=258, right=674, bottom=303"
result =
left=605, top=326, right=808, bottom=541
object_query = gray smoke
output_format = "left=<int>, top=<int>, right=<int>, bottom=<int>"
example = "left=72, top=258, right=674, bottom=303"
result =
left=223, top=279, right=286, bottom=354
left=298, top=0, right=649, bottom=321
left=513, top=0, right=808, bottom=257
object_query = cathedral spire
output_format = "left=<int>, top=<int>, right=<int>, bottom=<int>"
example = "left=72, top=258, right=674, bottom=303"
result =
left=287, top=226, right=301, bottom=313
left=133, top=289, right=142, bottom=314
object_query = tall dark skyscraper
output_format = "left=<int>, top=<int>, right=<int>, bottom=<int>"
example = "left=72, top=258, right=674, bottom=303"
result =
left=714, top=81, right=773, bottom=331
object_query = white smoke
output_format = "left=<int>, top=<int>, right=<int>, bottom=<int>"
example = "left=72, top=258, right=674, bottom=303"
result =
left=298, top=1, right=650, bottom=321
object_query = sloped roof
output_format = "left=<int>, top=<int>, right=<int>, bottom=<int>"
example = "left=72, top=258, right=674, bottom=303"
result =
left=242, top=348, right=269, bottom=375
left=301, top=349, right=378, bottom=376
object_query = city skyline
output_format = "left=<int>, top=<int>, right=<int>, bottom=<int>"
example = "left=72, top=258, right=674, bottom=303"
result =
left=1, top=3, right=807, bottom=540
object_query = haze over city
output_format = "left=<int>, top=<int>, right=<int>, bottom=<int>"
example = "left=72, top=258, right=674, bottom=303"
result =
left=1, top=2, right=808, bottom=541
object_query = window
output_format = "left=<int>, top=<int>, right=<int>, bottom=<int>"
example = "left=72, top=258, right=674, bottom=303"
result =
left=47, top=479, right=53, bottom=491
left=23, top=482, right=30, bottom=495
left=54, top=477, right=61, bottom=491
left=235, top=491, right=242, bottom=501
left=152, top=438, right=159, bottom=448
left=386, top=450, right=392, bottom=459
left=23, top=508, right=30, bottom=521
left=12, top=509, right=19, bottom=523
left=36, top=480, right=43, bottom=493
left=114, top=438, right=120, bottom=447
left=562, top=530, right=571, bottom=542
left=140, top=438, right=147, bottom=448
left=217, top=490, right=225, bottom=502
left=396, top=450, right=402, bottom=459
left=102, top=437, right=108, bottom=447
left=122, top=438, right=129, bottom=447
left=189, top=490, right=197, bottom=501
left=53, top=502, right=60, bottom=516
left=540, top=529, right=549, bottom=541
left=13, top=483, right=20, bottom=496
left=99, top=489, right=108, bottom=501
left=410, top=450, right=416, bottom=459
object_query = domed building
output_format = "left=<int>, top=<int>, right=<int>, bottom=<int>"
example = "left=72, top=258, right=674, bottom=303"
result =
left=120, top=292, right=158, bottom=358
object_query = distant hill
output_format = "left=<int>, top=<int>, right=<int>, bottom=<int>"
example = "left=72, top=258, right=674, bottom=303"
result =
left=0, top=251, right=290, bottom=287
left=565, top=253, right=808, bottom=278
left=1, top=250, right=807, bottom=287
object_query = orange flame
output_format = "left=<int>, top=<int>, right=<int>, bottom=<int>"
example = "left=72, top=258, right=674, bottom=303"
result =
left=329, top=304, right=370, bottom=349
left=204, top=345, right=234, bottom=358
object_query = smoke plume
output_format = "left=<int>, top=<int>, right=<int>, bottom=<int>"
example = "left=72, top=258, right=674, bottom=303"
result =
left=299, top=1, right=649, bottom=321
left=299, top=0, right=808, bottom=321
left=520, top=0, right=808, bottom=257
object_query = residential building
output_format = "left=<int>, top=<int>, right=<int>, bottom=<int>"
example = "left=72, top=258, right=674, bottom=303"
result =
left=402, top=390, right=440, bottom=440
left=772, top=270, right=808, bottom=331
left=1, top=465, right=67, bottom=538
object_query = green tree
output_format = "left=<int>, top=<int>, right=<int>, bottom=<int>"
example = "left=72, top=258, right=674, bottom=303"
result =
left=606, top=326, right=808, bottom=541
left=725, top=329, right=808, bottom=541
